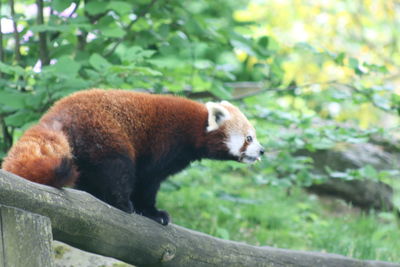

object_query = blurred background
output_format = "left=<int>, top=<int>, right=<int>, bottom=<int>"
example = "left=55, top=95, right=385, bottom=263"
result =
left=0, top=0, right=399, bottom=264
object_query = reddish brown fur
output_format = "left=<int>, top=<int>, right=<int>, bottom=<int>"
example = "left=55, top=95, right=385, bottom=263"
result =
left=2, top=125, right=78, bottom=186
left=2, top=89, right=212, bottom=186
left=40, top=89, right=210, bottom=160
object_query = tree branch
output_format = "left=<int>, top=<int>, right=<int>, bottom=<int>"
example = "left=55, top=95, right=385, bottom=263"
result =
left=36, top=0, right=50, bottom=66
left=0, top=170, right=397, bottom=267
left=0, top=0, right=4, bottom=78
left=0, top=117, right=13, bottom=153
left=185, top=81, right=339, bottom=100
left=330, top=82, right=395, bottom=113
left=9, top=0, right=21, bottom=63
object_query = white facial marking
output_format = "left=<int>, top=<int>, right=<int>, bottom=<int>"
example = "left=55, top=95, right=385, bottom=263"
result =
left=238, top=130, right=263, bottom=164
left=241, top=155, right=256, bottom=164
left=226, top=133, right=244, bottom=157
left=246, top=141, right=262, bottom=158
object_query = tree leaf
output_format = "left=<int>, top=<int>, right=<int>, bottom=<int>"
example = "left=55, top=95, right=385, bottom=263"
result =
left=31, top=25, right=70, bottom=33
left=348, top=57, right=359, bottom=69
left=85, top=0, right=107, bottom=15
left=107, top=1, right=132, bottom=15
left=334, top=52, right=345, bottom=65
left=52, top=0, right=75, bottom=12
left=52, top=56, right=81, bottom=77
left=211, top=83, right=232, bottom=99
left=123, top=46, right=156, bottom=63
left=0, top=62, right=25, bottom=75
left=5, top=110, right=38, bottom=127
left=101, top=26, right=126, bottom=38
left=0, top=91, right=26, bottom=109
left=89, top=53, right=111, bottom=71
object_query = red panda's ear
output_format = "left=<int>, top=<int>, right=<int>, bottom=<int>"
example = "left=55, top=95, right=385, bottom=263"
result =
left=221, top=100, right=234, bottom=107
left=206, top=102, right=230, bottom=132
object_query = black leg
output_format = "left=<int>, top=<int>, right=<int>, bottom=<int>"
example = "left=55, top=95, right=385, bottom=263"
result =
left=76, top=154, right=135, bottom=213
left=131, top=179, right=170, bottom=225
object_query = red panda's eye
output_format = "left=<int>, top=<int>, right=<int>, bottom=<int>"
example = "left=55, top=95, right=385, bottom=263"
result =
left=246, top=136, right=253, bottom=143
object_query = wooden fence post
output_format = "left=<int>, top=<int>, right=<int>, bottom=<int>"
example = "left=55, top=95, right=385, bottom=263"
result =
left=0, top=205, right=54, bottom=267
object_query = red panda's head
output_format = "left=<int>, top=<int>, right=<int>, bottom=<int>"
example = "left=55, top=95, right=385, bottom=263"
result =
left=204, top=101, right=264, bottom=163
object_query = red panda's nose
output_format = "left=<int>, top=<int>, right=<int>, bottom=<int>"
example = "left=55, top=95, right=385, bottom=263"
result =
left=259, top=148, right=265, bottom=156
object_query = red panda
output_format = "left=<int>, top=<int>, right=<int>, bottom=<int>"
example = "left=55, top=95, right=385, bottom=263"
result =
left=2, top=89, right=264, bottom=225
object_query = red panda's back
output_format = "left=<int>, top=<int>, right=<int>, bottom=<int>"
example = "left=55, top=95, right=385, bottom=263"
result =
left=40, top=89, right=207, bottom=161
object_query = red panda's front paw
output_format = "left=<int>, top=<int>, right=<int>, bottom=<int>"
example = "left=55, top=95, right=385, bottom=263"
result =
left=139, top=209, right=170, bottom=225
left=154, top=210, right=170, bottom=226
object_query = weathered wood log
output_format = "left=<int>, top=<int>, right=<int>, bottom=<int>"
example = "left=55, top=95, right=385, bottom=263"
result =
left=0, top=205, right=54, bottom=267
left=296, top=142, right=400, bottom=212
left=0, top=170, right=398, bottom=267
left=307, top=179, right=396, bottom=212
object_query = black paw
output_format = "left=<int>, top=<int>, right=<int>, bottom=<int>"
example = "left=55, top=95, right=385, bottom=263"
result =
left=154, top=210, right=170, bottom=225
left=140, top=209, right=170, bottom=225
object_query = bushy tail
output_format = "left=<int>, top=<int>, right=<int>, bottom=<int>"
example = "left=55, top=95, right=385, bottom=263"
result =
left=1, top=124, right=78, bottom=188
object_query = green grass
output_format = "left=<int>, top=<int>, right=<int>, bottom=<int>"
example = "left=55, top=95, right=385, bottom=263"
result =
left=158, top=160, right=400, bottom=263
